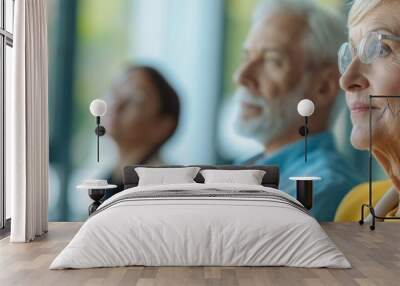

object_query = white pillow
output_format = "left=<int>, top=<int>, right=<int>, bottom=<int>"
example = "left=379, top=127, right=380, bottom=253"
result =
left=200, top=169, right=266, bottom=185
left=135, top=167, right=200, bottom=186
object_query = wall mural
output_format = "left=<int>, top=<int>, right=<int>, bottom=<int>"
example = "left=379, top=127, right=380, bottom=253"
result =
left=47, top=0, right=383, bottom=222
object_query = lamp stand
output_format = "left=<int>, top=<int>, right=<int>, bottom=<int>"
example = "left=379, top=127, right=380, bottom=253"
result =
left=305, top=116, right=308, bottom=163
left=299, top=116, right=309, bottom=163
left=94, top=116, right=106, bottom=163
left=359, top=95, right=400, bottom=230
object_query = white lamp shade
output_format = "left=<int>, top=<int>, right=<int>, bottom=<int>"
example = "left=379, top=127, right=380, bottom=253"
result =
left=90, top=99, right=107, bottom=117
left=297, top=99, right=315, bottom=117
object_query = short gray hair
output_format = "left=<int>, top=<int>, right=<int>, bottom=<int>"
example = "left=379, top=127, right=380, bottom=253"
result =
left=254, top=0, right=347, bottom=67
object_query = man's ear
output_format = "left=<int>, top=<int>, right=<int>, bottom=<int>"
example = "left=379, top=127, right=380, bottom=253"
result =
left=312, top=64, right=340, bottom=108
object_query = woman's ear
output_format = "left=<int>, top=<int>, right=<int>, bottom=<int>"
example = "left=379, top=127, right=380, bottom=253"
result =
left=150, top=115, right=176, bottom=144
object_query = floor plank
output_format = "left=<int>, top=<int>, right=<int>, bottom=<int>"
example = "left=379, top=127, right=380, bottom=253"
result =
left=0, top=222, right=399, bottom=286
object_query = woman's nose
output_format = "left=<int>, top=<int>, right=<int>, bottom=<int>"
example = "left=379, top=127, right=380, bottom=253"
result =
left=339, top=59, right=369, bottom=93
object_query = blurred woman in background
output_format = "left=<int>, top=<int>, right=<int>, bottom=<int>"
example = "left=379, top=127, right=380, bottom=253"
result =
left=335, top=0, right=400, bottom=221
left=103, top=65, right=180, bottom=199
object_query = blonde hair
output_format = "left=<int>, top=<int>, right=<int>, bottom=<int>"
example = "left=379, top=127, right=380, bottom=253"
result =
left=348, top=0, right=382, bottom=26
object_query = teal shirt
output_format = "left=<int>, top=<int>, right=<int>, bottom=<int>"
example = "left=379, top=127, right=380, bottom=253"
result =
left=240, top=132, right=362, bottom=221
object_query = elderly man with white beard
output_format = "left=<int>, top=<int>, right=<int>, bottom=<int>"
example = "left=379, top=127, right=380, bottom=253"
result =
left=233, top=0, right=362, bottom=221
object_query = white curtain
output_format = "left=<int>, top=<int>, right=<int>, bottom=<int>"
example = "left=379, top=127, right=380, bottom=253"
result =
left=7, top=0, right=49, bottom=242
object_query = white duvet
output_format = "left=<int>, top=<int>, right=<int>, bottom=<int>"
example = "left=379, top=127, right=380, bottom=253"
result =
left=50, top=183, right=351, bottom=269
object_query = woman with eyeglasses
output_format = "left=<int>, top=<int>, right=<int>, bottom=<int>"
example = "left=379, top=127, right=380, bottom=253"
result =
left=335, top=0, right=400, bottom=222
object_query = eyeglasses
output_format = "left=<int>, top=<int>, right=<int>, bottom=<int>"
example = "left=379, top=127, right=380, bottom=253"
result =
left=338, top=32, right=400, bottom=74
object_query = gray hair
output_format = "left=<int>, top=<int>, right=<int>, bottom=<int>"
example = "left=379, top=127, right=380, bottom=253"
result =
left=254, top=0, right=347, bottom=67
left=348, top=0, right=382, bottom=27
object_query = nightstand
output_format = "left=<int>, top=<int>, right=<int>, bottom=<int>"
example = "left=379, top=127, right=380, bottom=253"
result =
left=289, top=177, right=321, bottom=210
left=77, top=183, right=117, bottom=215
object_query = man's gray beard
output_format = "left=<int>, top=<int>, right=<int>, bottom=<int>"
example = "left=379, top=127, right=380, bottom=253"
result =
left=233, top=79, right=308, bottom=146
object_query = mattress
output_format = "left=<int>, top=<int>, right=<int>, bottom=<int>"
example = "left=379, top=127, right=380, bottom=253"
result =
left=50, top=183, right=351, bottom=269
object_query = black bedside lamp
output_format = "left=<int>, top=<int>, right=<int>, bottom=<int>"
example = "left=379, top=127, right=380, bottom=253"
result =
left=89, top=99, right=107, bottom=162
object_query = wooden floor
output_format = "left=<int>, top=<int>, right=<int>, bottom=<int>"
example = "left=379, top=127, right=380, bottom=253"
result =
left=0, top=222, right=399, bottom=286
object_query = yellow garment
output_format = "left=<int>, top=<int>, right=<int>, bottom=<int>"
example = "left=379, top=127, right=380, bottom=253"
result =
left=335, top=179, right=398, bottom=222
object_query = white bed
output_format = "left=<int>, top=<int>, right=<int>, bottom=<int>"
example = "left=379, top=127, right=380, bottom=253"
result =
left=50, top=183, right=351, bottom=269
